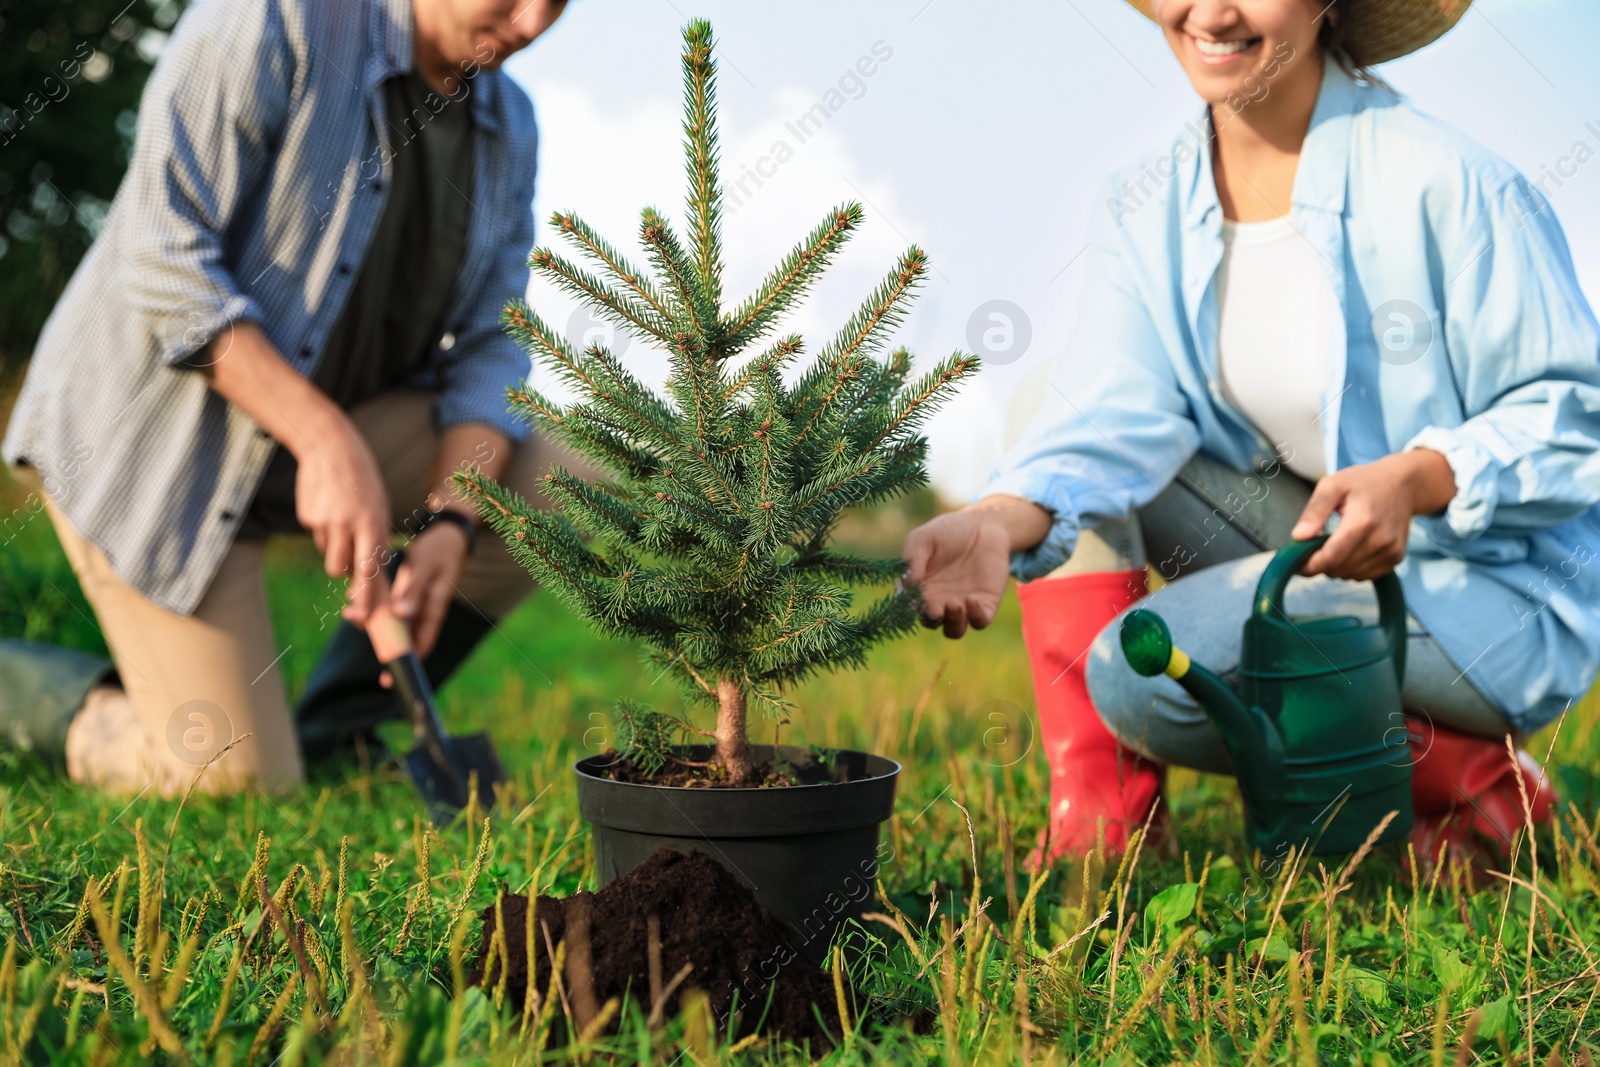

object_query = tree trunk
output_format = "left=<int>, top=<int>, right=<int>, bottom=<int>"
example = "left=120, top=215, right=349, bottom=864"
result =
left=714, top=676, right=754, bottom=784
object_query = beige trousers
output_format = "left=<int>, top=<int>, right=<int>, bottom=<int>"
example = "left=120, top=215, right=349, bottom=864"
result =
left=47, top=391, right=558, bottom=796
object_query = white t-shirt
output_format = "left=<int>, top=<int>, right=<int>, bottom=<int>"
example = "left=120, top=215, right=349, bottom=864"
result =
left=1215, top=214, right=1342, bottom=481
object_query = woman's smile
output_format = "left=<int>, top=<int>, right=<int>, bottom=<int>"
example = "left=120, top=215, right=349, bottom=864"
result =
left=1189, top=33, right=1263, bottom=64
left=1154, top=0, right=1330, bottom=108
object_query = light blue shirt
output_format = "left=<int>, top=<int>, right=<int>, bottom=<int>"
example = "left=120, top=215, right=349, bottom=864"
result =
left=984, top=60, right=1600, bottom=732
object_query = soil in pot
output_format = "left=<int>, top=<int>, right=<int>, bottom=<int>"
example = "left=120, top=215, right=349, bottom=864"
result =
left=469, top=848, right=850, bottom=1047
left=598, top=747, right=860, bottom=789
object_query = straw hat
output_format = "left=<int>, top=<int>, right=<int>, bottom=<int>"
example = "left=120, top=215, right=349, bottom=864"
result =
left=1122, top=0, right=1470, bottom=67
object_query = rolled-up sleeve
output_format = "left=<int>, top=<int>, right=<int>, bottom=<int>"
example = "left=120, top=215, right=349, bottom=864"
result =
left=433, top=96, right=538, bottom=441
left=117, top=0, right=291, bottom=367
left=1408, top=174, right=1600, bottom=545
left=980, top=179, right=1201, bottom=580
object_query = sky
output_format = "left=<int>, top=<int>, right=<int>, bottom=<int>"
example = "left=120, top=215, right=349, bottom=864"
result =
left=502, top=0, right=1600, bottom=504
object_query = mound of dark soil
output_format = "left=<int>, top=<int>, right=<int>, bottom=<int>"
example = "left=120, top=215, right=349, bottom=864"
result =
left=468, top=848, right=847, bottom=1047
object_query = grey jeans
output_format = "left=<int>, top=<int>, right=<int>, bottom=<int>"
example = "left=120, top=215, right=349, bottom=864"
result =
left=1064, top=453, right=1512, bottom=776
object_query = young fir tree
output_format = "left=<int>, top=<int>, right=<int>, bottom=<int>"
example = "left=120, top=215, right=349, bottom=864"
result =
left=453, top=20, right=977, bottom=785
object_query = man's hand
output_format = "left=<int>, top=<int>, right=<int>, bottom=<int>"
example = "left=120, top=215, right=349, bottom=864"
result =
left=391, top=518, right=472, bottom=658
left=1290, top=449, right=1456, bottom=580
left=902, top=494, right=1052, bottom=639
left=293, top=417, right=393, bottom=625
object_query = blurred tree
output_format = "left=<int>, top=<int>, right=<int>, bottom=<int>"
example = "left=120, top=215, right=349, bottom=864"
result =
left=0, top=0, right=188, bottom=374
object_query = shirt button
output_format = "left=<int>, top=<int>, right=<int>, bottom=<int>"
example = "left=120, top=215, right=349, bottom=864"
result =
left=372, top=180, right=384, bottom=192
left=220, top=510, right=238, bottom=522
left=337, top=263, right=352, bottom=275
left=299, top=346, right=312, bottom=358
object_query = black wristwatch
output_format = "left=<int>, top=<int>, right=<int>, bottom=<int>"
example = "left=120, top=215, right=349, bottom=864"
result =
left=415, top=508, right=478, bottom=555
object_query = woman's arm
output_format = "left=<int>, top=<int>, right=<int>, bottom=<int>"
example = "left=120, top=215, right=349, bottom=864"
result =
left=902, top=494, right=1051, bottom=638
left=903, top=176, right=1201, bottom=637
left=1290, top=447, right=1456, bottom=579
left=1409, top=174, right=1600, bottom=543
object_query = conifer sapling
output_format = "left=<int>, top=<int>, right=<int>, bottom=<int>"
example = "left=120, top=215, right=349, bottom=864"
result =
left=452, top=20, right=977, bottom=785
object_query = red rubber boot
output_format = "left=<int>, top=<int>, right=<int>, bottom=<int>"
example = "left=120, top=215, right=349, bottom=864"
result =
left=1407, top=716, right=1556, bottom=873
left=1018, top=568, right=1164, bottom=869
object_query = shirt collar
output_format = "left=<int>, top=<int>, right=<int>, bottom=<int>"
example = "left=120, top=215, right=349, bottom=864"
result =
left=1182, top=58, right=1361, bottom=228
left=365, top=0, right=504, bottom=138
left=366, top=0, right=414, bottom=86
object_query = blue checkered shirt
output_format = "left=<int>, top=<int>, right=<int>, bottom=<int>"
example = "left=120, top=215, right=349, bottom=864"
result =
left=4, top=0, right=537, bottom=614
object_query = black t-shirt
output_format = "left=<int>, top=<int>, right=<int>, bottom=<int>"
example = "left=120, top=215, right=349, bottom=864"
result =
left=240, top=71, right=476, bottom=538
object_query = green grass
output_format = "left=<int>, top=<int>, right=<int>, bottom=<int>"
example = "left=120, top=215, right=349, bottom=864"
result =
left=3, top=466, right=1600, bottom=1064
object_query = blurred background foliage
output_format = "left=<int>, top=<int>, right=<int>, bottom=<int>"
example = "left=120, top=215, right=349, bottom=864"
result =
left=0, top=0, right=188, bottom=375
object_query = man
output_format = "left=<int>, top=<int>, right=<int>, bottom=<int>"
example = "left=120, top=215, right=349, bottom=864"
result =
left=2, top=0, right=571, bottom=793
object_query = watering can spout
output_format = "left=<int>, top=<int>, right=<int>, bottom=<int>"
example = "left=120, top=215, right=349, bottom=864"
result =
left=1120, top=609, right=1288, bottom=823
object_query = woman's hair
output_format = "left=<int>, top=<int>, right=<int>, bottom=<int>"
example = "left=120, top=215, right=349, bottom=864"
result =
left=1318, top=0, right=1399, bottom=95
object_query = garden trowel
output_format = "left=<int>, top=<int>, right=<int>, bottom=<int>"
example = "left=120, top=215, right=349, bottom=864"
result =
left=369, top=606, right=505, bottom=822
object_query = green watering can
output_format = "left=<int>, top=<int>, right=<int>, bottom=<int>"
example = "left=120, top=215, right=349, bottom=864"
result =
left=1119, top=535, right=1414, bottom=855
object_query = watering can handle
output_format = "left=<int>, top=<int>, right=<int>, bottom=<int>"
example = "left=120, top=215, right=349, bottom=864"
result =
left=1253, top=535, right=1408, bottom=688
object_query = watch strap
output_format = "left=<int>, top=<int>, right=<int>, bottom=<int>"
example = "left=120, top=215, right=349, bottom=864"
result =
left=416, top=508, right=478, bottom=555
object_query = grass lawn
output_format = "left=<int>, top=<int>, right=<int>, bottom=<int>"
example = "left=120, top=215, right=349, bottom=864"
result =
left=3, top=465, right=1600, bottom=1064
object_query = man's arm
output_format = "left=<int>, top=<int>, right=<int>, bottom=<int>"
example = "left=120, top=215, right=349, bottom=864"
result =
left=204, top=323, right=392, bottom=622
left=389, top=424, right=512, bottom=656
left=120, top=0, right=293, bottom=367
left=431, top=84, right=539, bottom=444
left=375, top=83, right=534, bottom=654
left=426, top=424, right=511, bottom=518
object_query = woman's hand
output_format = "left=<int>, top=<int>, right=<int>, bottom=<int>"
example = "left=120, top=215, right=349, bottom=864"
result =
left=292, top=415, right=393, bottom=625
left=902, top=495, right=1052, bottom=638
left=1290, top=449, right=1456, bottom=580
left=390, top=518, right=472, bottom=658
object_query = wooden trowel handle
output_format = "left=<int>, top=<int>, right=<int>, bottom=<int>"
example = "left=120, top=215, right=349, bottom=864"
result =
left=368, top=606, right=446, bottom=750
left=368, top=605, right=413, bottom=663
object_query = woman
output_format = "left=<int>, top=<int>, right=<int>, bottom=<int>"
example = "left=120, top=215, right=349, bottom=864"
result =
left=905, top=0, right=1600, bottom=866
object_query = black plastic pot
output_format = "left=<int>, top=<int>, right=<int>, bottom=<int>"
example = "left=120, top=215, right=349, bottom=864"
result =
left=574, top=744, right=899, bottom=961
